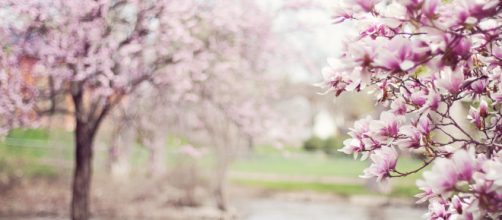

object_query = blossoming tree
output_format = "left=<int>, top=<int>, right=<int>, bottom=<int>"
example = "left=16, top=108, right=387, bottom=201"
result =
left=104, top=0, right=282, bottom=210
left=0, top=0, right=224, bottom=219
left=322, top=0, right=502, bottom=218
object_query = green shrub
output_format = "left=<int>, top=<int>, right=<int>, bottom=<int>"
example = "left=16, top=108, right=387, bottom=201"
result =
left=323, top=136, right=344, bottom=155
left=302, top=136, right=323, bottom=152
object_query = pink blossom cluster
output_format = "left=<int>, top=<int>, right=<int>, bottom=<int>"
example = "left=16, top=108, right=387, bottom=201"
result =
left=0, top=0, right=283, bottom=141
left=0, top=0, right=211, bottom=116
left=0, top=37, right=37, bottom=134
left=323, top=0, right=502, bottom=218
left=116, top=0, right=285, bottom=149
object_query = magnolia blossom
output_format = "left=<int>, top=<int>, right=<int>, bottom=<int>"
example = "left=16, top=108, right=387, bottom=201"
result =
left=437, top=68, right=465, bottom=94
left=325, top=0, right=502, bottom=218
left=398, top=125, right=422, bottom=149
left=390, top=98, right=407, bottom=115
left=419, top=158, right=459, bottom=195
left=468, top=105, right=484, bottom=129
left=361, top=146, right=398, bottom=181
left=369, top=111, right=401, bottom=142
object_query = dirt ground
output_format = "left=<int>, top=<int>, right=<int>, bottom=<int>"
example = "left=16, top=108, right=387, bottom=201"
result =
left=0, top=175, right=425, bottom=220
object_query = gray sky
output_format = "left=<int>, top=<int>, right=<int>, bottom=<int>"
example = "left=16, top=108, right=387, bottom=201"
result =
left=257, top=0, right=351, bottom=83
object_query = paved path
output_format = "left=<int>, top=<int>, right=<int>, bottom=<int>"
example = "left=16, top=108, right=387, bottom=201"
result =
left=236, top=198, right=424, bottom=220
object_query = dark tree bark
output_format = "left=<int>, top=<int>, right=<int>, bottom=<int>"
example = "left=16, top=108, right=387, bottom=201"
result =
left=214, top=155, right=229, bottom=211
left=70, top=85, right=110, bottom=220
left=71, top=119, right=96, bottom=220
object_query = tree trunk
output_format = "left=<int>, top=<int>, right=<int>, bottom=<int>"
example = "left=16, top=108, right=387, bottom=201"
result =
left=214, top=157, right=228, bottom=211
left=148, top=133, right=166, bottom=177
left=71, top=120, right=96, bottom=220
left=108, top=125, right=135, bottom=178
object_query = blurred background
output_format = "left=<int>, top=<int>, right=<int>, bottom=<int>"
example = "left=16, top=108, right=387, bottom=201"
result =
left=0, top=0, right=426, bottom=219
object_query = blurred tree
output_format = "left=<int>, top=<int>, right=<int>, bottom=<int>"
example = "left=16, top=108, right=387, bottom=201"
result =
left=0, top=0, right=272, bottom=219
left=112, top=0, right=282, bottom=209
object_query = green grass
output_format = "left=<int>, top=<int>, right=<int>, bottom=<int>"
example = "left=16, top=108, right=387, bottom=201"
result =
left=0, top=147, right=58, bottom=178
left=391, top=184, right=421, bottom=197
left=233, top=179, right=372, bottom=196
left=0, top=128, right=74, bottom=178
left=230, top=146, right=425, bottom=197
left=232, top=147, right=423, bottom=179
left=232, top=179, right=420, bottom=197
left=0, top=130, right=426, bottom=198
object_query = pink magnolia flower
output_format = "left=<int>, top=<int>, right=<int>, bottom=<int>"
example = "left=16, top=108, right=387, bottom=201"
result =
left=470, top=78, right=488, bottom=95
left=452, top=149, right=477, bottom=181
left=374, top=36, right=429, bottom=71
left=471, top=171, right=502, bottom=213
left=348, top=116, right=372, bottom=139
left=483, top=157, right=502, bottom=187
left=354, top=0, right=381, bottom=12
left=424, top=198, right=451, bottom=220
left=422, top=0, right=440, bottom=19
left=419, top=92, right=441, bottom=112
left=478, top=100, right=489, bottom=118
left=398, top=125, right=422, bottom=149
left=332, top=2, right=355, bottom=24
left=452, top=37, right=472, bottom=59
left=390, top=98, right=407, bottom=115
left=420, top=158, right=458, bottom=194
left=320, top=65, right=349, bottom=96
left=468, top=106, right=483, bottom=129
left=370, top=111, right=400, bottom=141
left=450, top=0, right=500, bottom=27
left=339, top=138, right=364, bottom=158
left=419, top=149, right=479, bottom=195
left=415, top=183, right=434, bottom=204
left=411, top=91, right=427, bottom=106
left=360, top=146, right=398, bottom=181
left=492, top=91, right=502, bottom=104
left=417, top=116, right=431, bottom=135
left=450, top=196, right=464, bottom=215
left=437, top=67, right=465, bottom=94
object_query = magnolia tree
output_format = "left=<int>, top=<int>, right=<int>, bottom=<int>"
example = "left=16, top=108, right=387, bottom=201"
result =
left=0, top=0, right=217, bottom=219
left=105, top=1, right=283, bottom=210
left=321, top=0, right=502, bottom=219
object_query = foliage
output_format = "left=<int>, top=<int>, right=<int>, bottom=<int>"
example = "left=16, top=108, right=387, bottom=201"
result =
left=302, top=136, right=346, bottom=156
left=302, top=136, right=324, bottom=152
left=323, top=0, right=502, bottom=218
left=323, top=136, right=345, bottom=155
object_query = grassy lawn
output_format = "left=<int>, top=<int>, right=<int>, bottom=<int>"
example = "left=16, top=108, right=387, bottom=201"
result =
left=232, top=146, right=423, bottom=179
left=230, top=146, right=424, bottom=197
left=0, top=129, right=425, bottom=198
left=233, top=179, right=372, bottom=196
left=0, top=128, right=66, bottom=178
left=232, top=179, right=420, bottom=198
